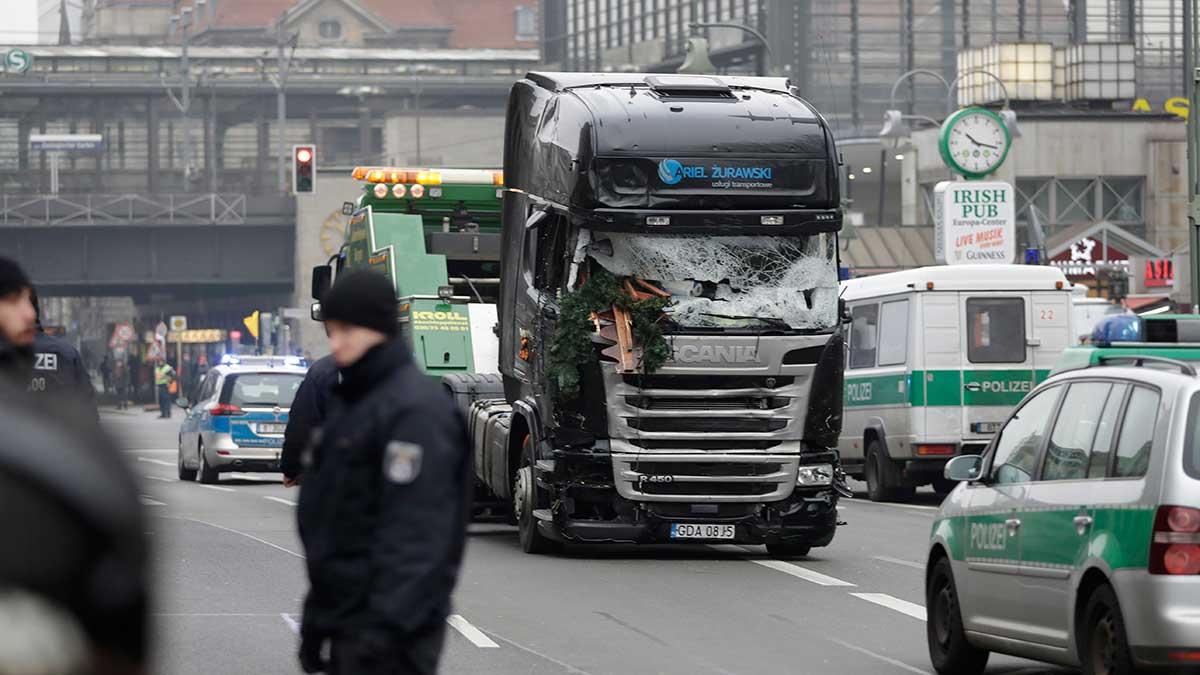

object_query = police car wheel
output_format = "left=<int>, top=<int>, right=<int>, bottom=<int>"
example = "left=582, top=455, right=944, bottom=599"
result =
left=1081, top=585, right=1136, bottom=675
left=197, top=443, right=219, bottom=485
left=177, top=439, right=197, bottom=481
left=926, top=556, right=989, bottom=675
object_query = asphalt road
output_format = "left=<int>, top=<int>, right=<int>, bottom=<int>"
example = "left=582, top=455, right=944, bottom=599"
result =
left=102, top=408, right=1079, bottom=675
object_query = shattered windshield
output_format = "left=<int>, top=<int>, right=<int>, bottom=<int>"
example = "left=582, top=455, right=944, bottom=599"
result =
left=586, top=232, right=839, bottom=331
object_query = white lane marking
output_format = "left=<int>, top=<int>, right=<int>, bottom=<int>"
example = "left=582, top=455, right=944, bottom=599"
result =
left=750, top=559, right=856, bottom=587
left=230, top=473, right=279, bottom=482
left=826, top=637, right=933, bottom=675
left=163, top=516, right=305, bottom=559
left=850, top=593, right=927, bottom=621
left=264, top=496, right=297, bottom=507
left=478, top=630, right=591, bottom=674
left=196, top=484, right=236, bottom=493
left=841, top=499, right=939, bottom=512
left=137, top=457, right=175, bottom=467
left=143, top=475, right=173, bottom=483
left=139, top=496, right=166, bottom=506
left=446, top=615, right=501, bottom=648
left=874, top=555, right=925, bottom=570
left=281, top=613, right=300, bottom=634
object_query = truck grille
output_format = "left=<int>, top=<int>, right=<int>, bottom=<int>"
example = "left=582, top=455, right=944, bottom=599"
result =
left=612, top=453, right=799, bottom=503
left=626, top=417, right=788, bottom=433
left=624, top=395, right=790, bottom=411
left=627, top=439, right=783, bottom=451
left=621, top=374, right=794, bottom=390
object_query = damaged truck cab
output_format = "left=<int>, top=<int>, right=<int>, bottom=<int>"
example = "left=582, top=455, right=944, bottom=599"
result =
left=473, top=72, right=847, bottom=554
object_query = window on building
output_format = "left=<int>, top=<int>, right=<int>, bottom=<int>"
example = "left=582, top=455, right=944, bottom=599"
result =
left=848, top=303, right=879, bottom=369
left=516, top=5, right=538, bottom=41
left=1015, top=177, right=1144, bottom=232
left=876, top=299, right=909, bottom=366
left=318, top=20, right=341, bottom=40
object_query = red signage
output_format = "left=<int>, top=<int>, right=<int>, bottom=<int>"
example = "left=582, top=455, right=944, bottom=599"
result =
left=1144, top=258, right=1174, bottom=287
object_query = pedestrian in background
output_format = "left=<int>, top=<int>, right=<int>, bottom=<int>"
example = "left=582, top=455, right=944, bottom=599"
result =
left=297, top=271, right=471, bottom=675
left=114, top=359, right=131, bottom=410
left=28, top=288, right=98, bottom=419
left=154, top=357, right=176, bottom=418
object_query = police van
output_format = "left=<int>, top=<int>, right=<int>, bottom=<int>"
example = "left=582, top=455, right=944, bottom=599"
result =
left=927, top=356, right=1200, bottom=674
left=839, top=265, right=1074, bottom=501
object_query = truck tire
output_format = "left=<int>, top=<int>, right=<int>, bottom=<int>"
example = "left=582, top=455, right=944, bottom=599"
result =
left=927, top=556, right=989, bottom=675
left=766, top=542, right=811, bottom=558
left=513, top=436, right=560, bottom=555
left=865, top=439, right=915, bottom=502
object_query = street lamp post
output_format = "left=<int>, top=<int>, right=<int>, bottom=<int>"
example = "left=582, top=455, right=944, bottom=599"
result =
left=686, top=21, right=773, bottom=76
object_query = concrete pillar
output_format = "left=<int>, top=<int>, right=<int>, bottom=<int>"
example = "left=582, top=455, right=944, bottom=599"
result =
left=254, top=98, right=269, bottom=193
left=147, top=96, right=160, bottom=193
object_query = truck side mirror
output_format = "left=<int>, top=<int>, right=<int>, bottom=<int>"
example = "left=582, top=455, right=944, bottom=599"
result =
left=838, top=298, right=851, bottom=324
left=312, top=265, right=333, bottom=300
left=311, top=302, right=324, bottom=322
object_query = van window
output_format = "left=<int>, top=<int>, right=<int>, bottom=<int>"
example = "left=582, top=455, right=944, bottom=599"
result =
left=1042, top=382, right=1111, bottom=481
left=990, top=385, right=1061, bottom=484
left=877, top=300, right=909, bottom=366
left=1113, top=386, right=1159, bottom=478
left=967, top=297, right=1026, bottom=364
left=1087, top=383, right=1127, bottom=478
left=848, top=304, right=879, bottom=369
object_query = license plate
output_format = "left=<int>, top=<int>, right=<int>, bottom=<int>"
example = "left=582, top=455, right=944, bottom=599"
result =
left=257, top=422, right=286, bottom=435
left=971, top=421, right=1001, bottom=434
left=670, top=523, right=735, bottom=540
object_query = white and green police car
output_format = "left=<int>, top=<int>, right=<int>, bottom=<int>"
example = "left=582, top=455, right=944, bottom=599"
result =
left=926, top=356, right=1200, bottom=674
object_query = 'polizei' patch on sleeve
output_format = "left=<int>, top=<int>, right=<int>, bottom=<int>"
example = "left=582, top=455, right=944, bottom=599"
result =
left=383, top=441, right=423, bottom=484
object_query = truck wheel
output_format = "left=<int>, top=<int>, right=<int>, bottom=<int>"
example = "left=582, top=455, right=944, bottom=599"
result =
left=1080, top=584, right=1138, bottom=675
left=865, top=440, right=914, bottom=502
left=513, top=436, right=560, bottom=555
left=197, top=443, right=219, bottom=485
left=766, top=542, right=811, bottom=559
left=927, top=556, right=989, bottom=675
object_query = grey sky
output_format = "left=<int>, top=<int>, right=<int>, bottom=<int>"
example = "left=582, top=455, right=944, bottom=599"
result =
left=0, top=0, right=39, bottom=45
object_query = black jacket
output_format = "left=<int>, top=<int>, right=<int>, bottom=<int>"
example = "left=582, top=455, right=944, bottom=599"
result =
left=280, top=355, right=338, bottom=480
left=298, top=341, right=470, bottom=641
left=29, top=331, right=96, bottom=413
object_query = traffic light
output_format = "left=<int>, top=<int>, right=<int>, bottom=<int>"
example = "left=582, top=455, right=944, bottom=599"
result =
left=293, top=145, right=315, bottom=194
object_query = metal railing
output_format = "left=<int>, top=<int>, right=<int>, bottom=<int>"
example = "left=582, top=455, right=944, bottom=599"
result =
left=0, top=193, right=265, bottom=226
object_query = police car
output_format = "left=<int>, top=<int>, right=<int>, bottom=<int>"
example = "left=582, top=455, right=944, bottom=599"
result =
left=925, top=345, right=1200, bottom=674
left=177, top=355, right=307, bottom=484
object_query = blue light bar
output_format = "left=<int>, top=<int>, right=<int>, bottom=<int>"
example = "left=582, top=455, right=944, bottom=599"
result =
left=1092, top=315, right=1142, bottom=346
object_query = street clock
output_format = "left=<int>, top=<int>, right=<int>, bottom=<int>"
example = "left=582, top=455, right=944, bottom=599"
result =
left=938, top=106, right=1011, bottom=180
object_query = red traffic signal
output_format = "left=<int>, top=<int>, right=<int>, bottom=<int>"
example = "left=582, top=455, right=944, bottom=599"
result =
left=293, top=145, right=316, bottom=194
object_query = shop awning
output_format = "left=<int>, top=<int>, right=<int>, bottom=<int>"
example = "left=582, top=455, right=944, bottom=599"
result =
left=840, top=226, right=935, bottom=273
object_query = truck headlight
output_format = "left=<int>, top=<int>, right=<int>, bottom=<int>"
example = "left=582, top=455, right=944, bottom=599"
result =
left=797, top=463, right=833, bottom=487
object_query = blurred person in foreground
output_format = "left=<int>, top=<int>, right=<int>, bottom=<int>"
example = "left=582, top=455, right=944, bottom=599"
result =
left=280, top=352, right=337, bottom=488
left=0, top=257, right=148, bottom=675
left=297, top=270, right=471, bottom=675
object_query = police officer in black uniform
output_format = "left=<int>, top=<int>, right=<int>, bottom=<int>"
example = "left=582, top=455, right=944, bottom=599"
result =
left=280, top=353, right=338, bottom=488
left=297, top=270, right=471, bottom=675
left=28, top=288, right=97, bottom=416
left=0, top=257, right=36, bottom=381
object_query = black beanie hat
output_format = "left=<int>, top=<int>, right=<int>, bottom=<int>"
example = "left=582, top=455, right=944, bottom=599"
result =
left=320, top=270, right=399, bottom=337
left=0, top=257, right=31, bottom=299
